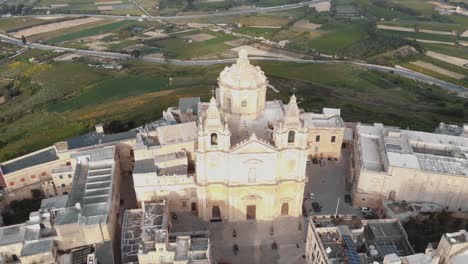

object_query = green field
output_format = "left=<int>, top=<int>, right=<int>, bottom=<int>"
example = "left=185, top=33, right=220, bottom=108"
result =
left=48, top=76, right=170, bottom=111
left=422, top=43, right=468, bottom=60
left=307, top=21, right=370, bottom=54
left=46, top=20, right=134, bottom=44
left=144, top=31, right=238, bottom=59
left=1, top=55, right=467, bottom=162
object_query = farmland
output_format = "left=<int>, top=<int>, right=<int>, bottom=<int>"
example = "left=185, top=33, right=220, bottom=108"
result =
left=0, top=0, right=468, bottom=162
left=143, top=30, right=238, bottom=59
left=1, top=52, right=467, bottom=162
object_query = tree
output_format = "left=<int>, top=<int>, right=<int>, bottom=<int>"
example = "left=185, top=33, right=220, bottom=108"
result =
left=21, top=35, right=27, bottom=45
left=131, top=49, right=141, bottom=58
left=31, top=189, right=43, bottom=199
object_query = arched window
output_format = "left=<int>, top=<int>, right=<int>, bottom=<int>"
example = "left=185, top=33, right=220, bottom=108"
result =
left=288, top=130, right=295, bottom=143
left=242, top=100, right=247, bottom=107
left=210, top=133, right=218, bottom=146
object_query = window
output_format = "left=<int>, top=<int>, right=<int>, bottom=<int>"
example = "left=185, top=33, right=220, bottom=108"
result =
left=210, top=133, right=218, bottom=146
left=9, top=181, right=15, bottom=187
left=182, top=201, right=187, bottom=208
left=248, top=168, right=256, bottom=183
left=61, top=184, right=66, bottom=188
left=59, top=175, right=63, bottom=179
left=315, top=135, right=320, bottom=142
left=288, top=131, right=295, bottom=143
left=31, top=175, right=36, bottom=179
left=20, top=178, right=25, bottom=183
left=241, top=99, right=247, bottom=107
left=66, top=161, right=71, bottom=166
left=331, top=136, right=336, bottom=143
left=68, top=174, right=72, bottom=178
left=227, top=98, right=232, bottom=110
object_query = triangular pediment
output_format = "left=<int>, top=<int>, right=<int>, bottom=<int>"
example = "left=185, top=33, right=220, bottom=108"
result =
left=230, top=139, right=277, bottom=154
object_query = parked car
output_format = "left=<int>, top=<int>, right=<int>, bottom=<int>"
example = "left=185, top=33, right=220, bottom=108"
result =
left=344, top=194, right=352, bottom=204
left=363, top=212, right=378, bottom=219
left=360, top=207, right=372, bottom=213
left=308, top=192, right=316, bottom=199
left=312, top=202, right=321, bottom=212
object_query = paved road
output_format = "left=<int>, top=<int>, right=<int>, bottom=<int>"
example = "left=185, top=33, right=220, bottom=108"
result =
left=1, top=33, right=466, bottom=95
left=0, top=0, right=326, bottom=21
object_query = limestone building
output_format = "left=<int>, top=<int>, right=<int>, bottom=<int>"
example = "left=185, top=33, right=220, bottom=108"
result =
left=305, top=215, right=414, bottom=264
left=352, top=123, right=468, bottom=211
left=121, top=201, right=210, bottom=264
left=132, top=50, right=345, bottom=222
left=0, top=146, right=120, bottom=264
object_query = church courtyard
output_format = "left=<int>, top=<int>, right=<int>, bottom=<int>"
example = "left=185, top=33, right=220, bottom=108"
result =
left=304, top=148, right=359, bottom=216
left=171, top=213, right=307, bottom=264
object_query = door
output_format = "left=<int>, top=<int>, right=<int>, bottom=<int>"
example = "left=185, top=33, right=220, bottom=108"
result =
left=246, top=205, right=256, bottom=220
left=191, top=202, right=197, bottom=212
left=212, top=206, right=221, bottom=219
left=281, top=203, right=289, bottom=216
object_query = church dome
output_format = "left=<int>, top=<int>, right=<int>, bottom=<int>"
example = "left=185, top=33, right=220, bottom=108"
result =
left=218, top=49, right=267, bottom=90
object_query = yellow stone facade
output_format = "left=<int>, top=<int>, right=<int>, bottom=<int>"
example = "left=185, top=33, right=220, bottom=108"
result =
left=132, top=50, right=345, bottom=222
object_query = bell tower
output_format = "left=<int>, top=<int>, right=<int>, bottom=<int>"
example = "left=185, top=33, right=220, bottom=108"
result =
left=274, top=94, right=308, bottom=149
left=197, top=96, right=231, bottom=152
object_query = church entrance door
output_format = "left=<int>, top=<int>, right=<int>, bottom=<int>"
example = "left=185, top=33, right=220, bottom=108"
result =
left=211, top=205, right=221, bottom=221
left=281, top=203, right=289, bottom=216
left=246, top=205, right=256, bottom=220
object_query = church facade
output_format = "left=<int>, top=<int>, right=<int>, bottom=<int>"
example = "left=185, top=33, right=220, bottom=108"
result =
left=132, top=50, right=345, bottom=222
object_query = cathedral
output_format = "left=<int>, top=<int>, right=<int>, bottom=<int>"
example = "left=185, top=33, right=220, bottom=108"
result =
left=132, top=50, right=345, bottom=222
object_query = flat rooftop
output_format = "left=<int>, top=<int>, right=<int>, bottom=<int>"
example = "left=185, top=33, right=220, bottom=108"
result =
left=156, top=164, right=187, bottom=176
left=21, top=239, right=54, bottom=257
left=179, top=97, right=200, bottom=114
left=0, top=224, right=26, bottom=246
left=40, top=195, right=69, bottom=211
left=444, top=230, right=468, bottom=244
left=121, top=203, right=167, bottom=263
left=66, top=130, right=137, bottom=150
left=302, top=110, right=344, bottom=128
left=356, top=123, right=468, bottom=176
left=363, top=220, right=414, bottom=258
left=61, top=147, right=116, bottom=225
left=133, top=158, right=156, bottom=174
left=0, top=147, right=59, bottom=175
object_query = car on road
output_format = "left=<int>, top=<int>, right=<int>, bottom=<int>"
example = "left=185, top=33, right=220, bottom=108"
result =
left=345, top=194, right=352, bottom=204
left=360, top=207, right=372, bottom=213
left=312, top=202, right=321, bottom=212
left=308, top=192, right=315, bottom=199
